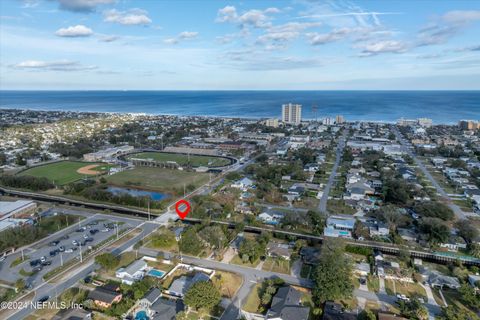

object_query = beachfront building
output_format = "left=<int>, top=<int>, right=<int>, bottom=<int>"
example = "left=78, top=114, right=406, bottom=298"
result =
left=282, top=103, right=302, bottom=125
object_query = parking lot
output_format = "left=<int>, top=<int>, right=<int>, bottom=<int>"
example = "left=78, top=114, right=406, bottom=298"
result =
left=0, top=211, right=143, bottom=289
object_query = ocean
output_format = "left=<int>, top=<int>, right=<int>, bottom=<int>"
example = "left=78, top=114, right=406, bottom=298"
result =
left=0, top=90, right=479, bottom=124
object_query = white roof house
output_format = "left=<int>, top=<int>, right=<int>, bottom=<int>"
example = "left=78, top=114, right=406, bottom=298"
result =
left=116, top=259, right=148, bottom=285
left=231, top=177, right=254, bottom=190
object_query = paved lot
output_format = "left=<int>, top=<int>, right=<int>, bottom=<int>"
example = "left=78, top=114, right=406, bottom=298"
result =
left=0, top=210, right=143, bottom=288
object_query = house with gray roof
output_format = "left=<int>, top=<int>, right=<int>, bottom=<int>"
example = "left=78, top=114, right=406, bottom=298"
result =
left=167, top=272, right=210, bottom=298
left=266, top=286, right=310, bottom=320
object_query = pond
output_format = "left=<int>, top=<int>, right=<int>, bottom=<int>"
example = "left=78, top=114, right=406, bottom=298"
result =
left=107, top=186, right=168, bottom=201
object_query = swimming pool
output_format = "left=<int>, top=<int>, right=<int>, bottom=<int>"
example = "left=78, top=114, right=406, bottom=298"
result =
left=135, top=310, right=149, bottom=320
left=147, top=269, right=166, bottom=278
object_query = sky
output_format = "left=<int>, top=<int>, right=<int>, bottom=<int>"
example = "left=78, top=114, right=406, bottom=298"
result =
left=0, top=0, right=479, bottom=90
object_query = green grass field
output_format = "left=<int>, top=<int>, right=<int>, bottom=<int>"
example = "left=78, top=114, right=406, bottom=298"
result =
left=18, top=161, right=110, bottom=185
left=127, top=152, right=230, bottom=167
left=106, top=167, right=209, bottom=192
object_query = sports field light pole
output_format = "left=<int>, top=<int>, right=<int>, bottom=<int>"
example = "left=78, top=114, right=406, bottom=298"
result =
left=60, top=252, right=63, bottom=267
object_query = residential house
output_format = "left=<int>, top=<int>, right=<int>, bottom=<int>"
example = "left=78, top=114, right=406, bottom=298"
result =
left=299, top=247, right=321, bottom=265
left=439, top=236, right=467, bottom=252
left=266, top=286, right=310, bottom=320
left=364, top=219, right=389, bottom=237
left=266, top=242, right=292, bottom=260
left=167, top=272, right=210, bottom=298
left=173, top=227, right=184, bottom=242
left=115, top=259, right=148, bottom=285
left=258, top=209, right=284, bottom=225
left=88, top=286, right=122, bottom=308
left=231, top=177, right=254, bottom=190
left=322, top=301, right=356, bottom=320
left=139, top=288, right=182, bottom=320
left=422, top=269, right=461, bottom=289
left=468, top=274, right=480, bottom=291
left=324, top=216, right=355, bottom=238
left=355, top=262, right=370, bottom=276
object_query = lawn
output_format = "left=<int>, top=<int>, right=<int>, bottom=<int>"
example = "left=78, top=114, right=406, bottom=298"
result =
left=19, top=161, right=109, bottom=185
left=262, top=257, right=290, bottom=274
left=106, top=167, right=209, bottom=192
left=327, top=199, right=356, bottom=215
left=230, top=255, right=260, bottom=268
left=385, top=280, right=427, bottom=300
left=300, top=264, right=313, bottom=279
left=212, top=271, right=243, bottom=299
left=243, top=283, right=263, bottom=313
left=127, top=152, right=231, bottom=167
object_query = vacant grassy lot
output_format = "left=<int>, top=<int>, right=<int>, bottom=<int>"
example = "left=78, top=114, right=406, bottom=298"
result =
left=19, top=161, right=108, bottom=185
left=106, top=167, right=209, bottom=192
left=262, top=257, right=290, bottom=274
left=385, top=280, right=427, bottom=300
left=128, top=152, right=231, bottom=167
left=212, top=271, right=243, bottom=299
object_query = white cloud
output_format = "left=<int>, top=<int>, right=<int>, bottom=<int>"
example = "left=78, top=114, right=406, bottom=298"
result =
left=103, top=9, right=152, bottom=25
left=55, top=25, right=93, bottom=37
left=358, top=40, right=408, bottom=56
left=216, top=6, right=278, bottom=29
left=179, top=31, right=199, bottom=39
left=417, top=10, right=480, bottom=46
left=11, top=60, right=97, bottom=71
left=56, top=0, right=115, bottom=13
left=99, top=35, right=119, bottom=42
left=164, top=31, right=199, bottom=45
left=216, top=5, right=238, bottom=23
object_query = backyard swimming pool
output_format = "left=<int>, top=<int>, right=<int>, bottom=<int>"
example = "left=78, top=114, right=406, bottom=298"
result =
left=147, top=269, right=166, bottom=278
left=135, top=310, right=149, bottom=320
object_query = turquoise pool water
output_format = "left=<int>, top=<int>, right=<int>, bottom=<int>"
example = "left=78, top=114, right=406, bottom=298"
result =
left=135, top=310, right=149, bottom=320
left=147, top=269, right=166, bottom=278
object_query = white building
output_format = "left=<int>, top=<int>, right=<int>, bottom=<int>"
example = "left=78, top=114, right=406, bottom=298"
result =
left=0, top=200, right=37, bottom=220
left=115, top=259, right=148, bottom=285
left=282, top=103, right=302, bottom=125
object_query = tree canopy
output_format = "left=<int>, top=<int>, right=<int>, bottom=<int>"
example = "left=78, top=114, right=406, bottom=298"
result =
left=184, top=281, right=221, bottom=311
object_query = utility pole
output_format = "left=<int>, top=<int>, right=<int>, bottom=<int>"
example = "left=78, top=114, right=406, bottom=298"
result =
left=21, top=249, right=24, bottom=261
left=116, top=223, right=119, bottom=239
left=79, top=242, right=83, bottom=263
left=60, top=252, right=63, bottom=267
left=148, top=201, right=151, bottom=221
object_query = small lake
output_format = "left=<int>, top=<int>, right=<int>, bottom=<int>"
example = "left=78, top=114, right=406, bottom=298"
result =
left=107, top=186, right=168, bottom=201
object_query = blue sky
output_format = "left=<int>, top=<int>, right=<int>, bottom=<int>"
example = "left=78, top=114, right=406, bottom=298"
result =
left=0, top=0, right=479, bottom=90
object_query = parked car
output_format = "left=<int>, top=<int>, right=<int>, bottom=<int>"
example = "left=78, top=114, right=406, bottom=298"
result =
left=29, top=259, right=41, bottom=267
left=89, top=229, right=99, bottom=235
left=49, top=241, right=59, bottom=246
left=49, top=250, right=57, bottom=257
left=58, top=246, right=65, bottom=252
left=40, top=256, right=47, bottom=263
left=101, top=228, right=110, bottom=233
left=72, top=240, right=79, bottom=246
left=61, top=235, right=69, bottom=240
left=41, top=261, right=51, bottom=266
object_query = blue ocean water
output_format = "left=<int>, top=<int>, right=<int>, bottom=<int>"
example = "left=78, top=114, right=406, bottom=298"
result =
left=0, top=90, right=479, bottom=124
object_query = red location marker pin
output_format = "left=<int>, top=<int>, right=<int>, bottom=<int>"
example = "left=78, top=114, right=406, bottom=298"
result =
left=175, top=199, right=191, bottom=220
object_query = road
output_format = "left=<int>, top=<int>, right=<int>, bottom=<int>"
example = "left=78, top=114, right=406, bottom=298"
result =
left=392, top=126, right=468, bottom=220
left=318, top=128, right=348, bottom=214
left=139, top=247, right=313, bottom=320
left=5, top=221, right=159, bottom=320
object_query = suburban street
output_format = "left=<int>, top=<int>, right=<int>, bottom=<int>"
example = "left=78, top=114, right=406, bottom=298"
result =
left=393, top=126, right=469, bottom=220
left=318, top=128, right=348, bottom=214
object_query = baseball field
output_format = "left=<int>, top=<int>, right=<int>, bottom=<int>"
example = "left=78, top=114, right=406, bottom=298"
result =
left=19, top=161, right=114, bottom=185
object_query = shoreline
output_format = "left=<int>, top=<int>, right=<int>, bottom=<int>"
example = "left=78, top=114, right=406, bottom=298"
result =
left=0, top=106, right=467, bottom=125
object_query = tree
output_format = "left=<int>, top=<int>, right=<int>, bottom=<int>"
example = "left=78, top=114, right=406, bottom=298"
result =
left=0, top=152, right=6, bottom=166
left=179, top=227, right=205, bottom=255
left=374, top=205, right=409, bottom=230
left=440, top=304, right=480, bottom=320
left=359, top=309, right=376, bottom=320
left=95, top=252, right=119, bottom=270
left=184, top=281, right=221, bottom=311
left=419, top=218, right=450, bottom=244
left=398, top=298, right=429, bottom=320
left=175, top=311, right=189, bottom=320
left=15, top=278, right=25, bottom=291
left=458, top=283, right=480, bottom=309
left=383, top=179, right=411, bottom=205
left=469, top=243, right=480, bottom=258
left=238, top=238, right=266, bottom=263
left=312, top=240, right=353, bottom=305
left=414, top=201, right=454, bottom=221
left=456, top=220, right=479, bottom=243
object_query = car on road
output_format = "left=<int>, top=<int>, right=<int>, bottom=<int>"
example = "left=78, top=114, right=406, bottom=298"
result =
left=58, top=246, right=65, bottom=252
left=37, top=296, right=50, bottom=303
left=33, top=266, right=43, bottom=273
left=49, top=241, right=59, bottom=246
left=30, top=259, right=41, bottom=267
left=40, top=256, right=47, bottom=263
